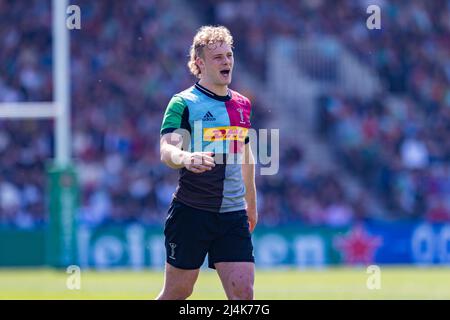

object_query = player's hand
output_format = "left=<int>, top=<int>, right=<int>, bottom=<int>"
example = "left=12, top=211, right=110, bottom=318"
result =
left=184, top=152, right=215, bottom=173
left=247, top=207, right=258, bottom=233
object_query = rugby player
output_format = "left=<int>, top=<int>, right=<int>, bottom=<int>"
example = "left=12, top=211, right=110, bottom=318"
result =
left=156, top=25, right=257, bottom=300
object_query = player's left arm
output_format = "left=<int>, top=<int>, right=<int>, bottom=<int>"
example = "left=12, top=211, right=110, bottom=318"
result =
left=242, top=142, right=258, bottom=233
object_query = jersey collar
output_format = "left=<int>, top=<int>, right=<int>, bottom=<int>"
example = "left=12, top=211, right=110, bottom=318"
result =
left=195, top=82, right=232, bottom=102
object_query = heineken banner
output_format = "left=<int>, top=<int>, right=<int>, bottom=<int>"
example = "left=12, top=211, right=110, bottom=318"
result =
left=1, top=222, right=450, bottom=267
left=75, top=222, right=450, bottom=268
left=46, top=164, right=79, bottom=267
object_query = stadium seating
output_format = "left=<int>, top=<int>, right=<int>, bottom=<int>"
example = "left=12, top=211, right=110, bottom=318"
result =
left=1, top=0, right=449, bottom=228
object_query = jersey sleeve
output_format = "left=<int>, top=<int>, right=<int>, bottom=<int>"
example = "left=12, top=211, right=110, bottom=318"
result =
left=160, top=95, right=190, bottom=135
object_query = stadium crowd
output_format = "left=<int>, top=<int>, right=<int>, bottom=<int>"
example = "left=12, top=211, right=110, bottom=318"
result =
left=205, top=0, right=450, bottom=222
left=1, top=0, right=448, bottom=228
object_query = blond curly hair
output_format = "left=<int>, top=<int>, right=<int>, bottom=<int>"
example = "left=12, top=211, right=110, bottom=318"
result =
left=188, top=25, right=234, bottom=78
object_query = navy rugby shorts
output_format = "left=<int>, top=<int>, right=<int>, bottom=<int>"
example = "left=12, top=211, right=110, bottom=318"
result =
left=164, top=199, right=255, bottom=269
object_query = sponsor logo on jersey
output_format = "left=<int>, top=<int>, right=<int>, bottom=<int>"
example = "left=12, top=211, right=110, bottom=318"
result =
left=203, top=126, right=248, bottom=142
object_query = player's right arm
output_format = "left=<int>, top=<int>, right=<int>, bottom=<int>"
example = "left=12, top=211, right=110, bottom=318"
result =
left=160, top=95, right=215, bottom=173
left=160, top=133, right=214, bottom=173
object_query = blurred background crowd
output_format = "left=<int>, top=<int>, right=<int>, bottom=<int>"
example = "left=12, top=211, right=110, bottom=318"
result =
left=0, top=0, right=449, bottom=229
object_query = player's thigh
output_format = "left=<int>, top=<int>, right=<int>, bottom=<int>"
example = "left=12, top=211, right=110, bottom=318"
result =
left=164, top=200, right=211, bottom=269
left=162, top=262, right=200, bottom=292
left=215, top=262, right=255, bottom=297
left=208, top=211, right=254, bottom=269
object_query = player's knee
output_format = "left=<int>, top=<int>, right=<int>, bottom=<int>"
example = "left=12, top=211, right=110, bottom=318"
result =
left=178, top=285, right=194, bottom=299
left=164, top=284, right=194, bottom=300
left=230, top=282, right=253, bottom=300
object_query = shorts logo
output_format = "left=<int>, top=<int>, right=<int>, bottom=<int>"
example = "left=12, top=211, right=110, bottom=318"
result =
left=169, top=243, right=177, bottom=260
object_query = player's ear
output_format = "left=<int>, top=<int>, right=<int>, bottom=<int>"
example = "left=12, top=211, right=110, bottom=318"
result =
left=196, top=56, right=205, bottom=71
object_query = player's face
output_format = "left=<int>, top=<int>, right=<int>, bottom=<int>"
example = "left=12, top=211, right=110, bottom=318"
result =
left=199, top=42, right=234, bottom=86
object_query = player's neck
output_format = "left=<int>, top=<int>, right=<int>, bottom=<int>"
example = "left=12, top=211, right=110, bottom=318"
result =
left=198, top=79, right=228, bottom=97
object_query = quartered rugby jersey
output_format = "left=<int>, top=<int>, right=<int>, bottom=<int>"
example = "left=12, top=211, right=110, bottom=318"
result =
left=160, top=82, right=252, bottom=213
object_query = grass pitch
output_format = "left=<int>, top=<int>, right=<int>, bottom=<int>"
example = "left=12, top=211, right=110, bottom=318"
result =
left=0, top=267, right=449, bottom=300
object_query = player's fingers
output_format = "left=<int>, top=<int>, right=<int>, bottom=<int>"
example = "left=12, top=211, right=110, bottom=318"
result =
left=188, top=166, right=204, bottom=173
left=190, top=152, right=215, bottom=167
left=201, top=152, right=215, bottom=157
left=248, top=220, right=255, bottom=233
left=201, top=154, right=215, bottom=164
left=248, top=217, right=257, bottom=233
left=191, top=154, right=204, bottom=165
left=202, top=158, right=215, bottom=167
left=192, top=164, right=211, bottom=171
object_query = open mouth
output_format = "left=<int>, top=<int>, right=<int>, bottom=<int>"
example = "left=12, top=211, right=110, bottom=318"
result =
left=220, top=70, right=230, bottom=76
